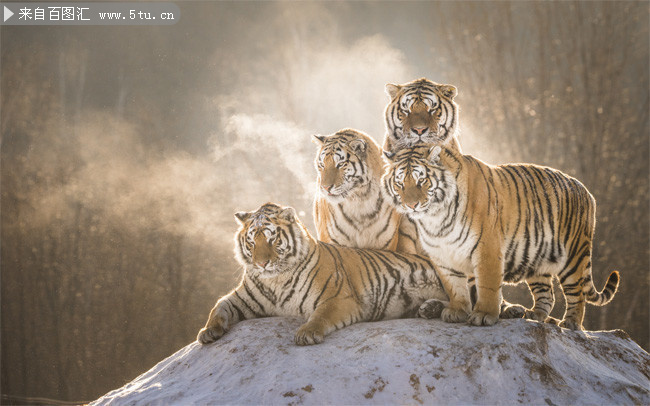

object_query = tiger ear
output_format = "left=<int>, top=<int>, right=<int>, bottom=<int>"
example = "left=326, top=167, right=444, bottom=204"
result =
left=383, top=150, right=396, bottom=162
left=235, top=211, right=252, bottom=224
left=428, top=146, right=442, bottom=164
left=349, top=139, right=367, bottom=155
left=385, top=83, right=401, bottom=100
left=312, top=134, right=327, bottom=145
left=438, top=84, right=457, bottom=100
left=279, top=207, right=297, bottom=223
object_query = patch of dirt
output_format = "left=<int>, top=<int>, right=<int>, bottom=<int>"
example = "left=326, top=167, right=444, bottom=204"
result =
left=276, top=345, right=289, bottom=355
left=409, top=374, right=423, bottom=404
left=283, top=388, right=307, bottom=404
left=524, top=323, right=550, bottom=357
left=409, top=374, right=420, bottom=390
left=301, top=385, right=313, bottom=393
left=239, top=374, right=254, bottom=385
left=356, top=345, right=372, bottom=354
left=364, top=377, right=387, bottom=399
left=523, top=356, right=566, bottom=387
left=427, top=345, right=441, bottom=357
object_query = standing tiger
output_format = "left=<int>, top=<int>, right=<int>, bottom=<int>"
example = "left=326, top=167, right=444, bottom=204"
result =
left=197, top=202, right=448, bottom=346
left=312, top=128, right=419, bottom=254
left=383, top=77, right=462, bottom=154
left=383, top=79, right=524, bottom=318
left=382, top=145, right=619, bottom=330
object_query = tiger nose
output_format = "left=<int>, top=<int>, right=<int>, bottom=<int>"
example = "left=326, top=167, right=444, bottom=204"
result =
left=256, top=261, right=269, bottom=268
left=412, top=127, right=428, bottom=136
left=405, top=202, right=418, bottom=210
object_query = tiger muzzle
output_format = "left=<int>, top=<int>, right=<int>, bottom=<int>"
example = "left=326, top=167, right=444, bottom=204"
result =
left=252, top=234, right=275, bottom=267
left=320, top=159, right=343, bottom=195
left=400, top=179, right=428, bottom=211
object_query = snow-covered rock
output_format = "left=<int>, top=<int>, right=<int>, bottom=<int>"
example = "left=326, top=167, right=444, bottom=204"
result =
left=93, top=318, right=650, bottom=405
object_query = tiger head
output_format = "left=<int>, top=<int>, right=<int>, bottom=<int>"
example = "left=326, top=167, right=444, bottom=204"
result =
left=382, top=146, right=456, bottom=218
left=234, top=202, right=312, bottom=278
left=384, top=78, right=459, bottom=153
left=313, top=128, right=383, bottom=203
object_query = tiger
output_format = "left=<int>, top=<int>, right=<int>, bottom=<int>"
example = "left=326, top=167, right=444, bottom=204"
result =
left=384, top=80, right=525, bottom=318
left=381, top=145, right=619, bottom=330
left=383, top=77, right=462, bottom=154
left=312, top=128, right=420, bottom=254
left=197, top=202, right=448, bottom=346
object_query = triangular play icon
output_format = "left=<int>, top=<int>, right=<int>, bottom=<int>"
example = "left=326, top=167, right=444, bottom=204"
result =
left=4, top=6, right=14, bottom=22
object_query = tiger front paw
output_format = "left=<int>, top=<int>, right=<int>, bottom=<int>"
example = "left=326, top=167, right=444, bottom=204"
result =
left=441, top=307, right=469, bottom=323
left=468, top=310, right=499, bottom=326
left=418, top=299, right=448, bottom=319
left=197, top=325, right=226, bottom=345
left=294, top=324, right=325, bottom=346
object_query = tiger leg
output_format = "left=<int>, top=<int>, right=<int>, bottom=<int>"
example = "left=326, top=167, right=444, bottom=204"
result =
left=468, top=276, right=477, bottom=306
left=558, top=262, right=588, bottom=330
left=468, top=244, right=503, bottom=326
left=524, top=275, right=555, bottom=322
left=438, top=268, right=472, bottom=323
left=294, top=298, right=359, bottom=346
left=470, top=276, right=526, bottom=319
left=197, top=283, right=261, bottom=345
left=396, top=215, right=419, bottom=254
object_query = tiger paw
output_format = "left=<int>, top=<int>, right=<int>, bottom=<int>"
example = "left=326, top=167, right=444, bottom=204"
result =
left=197, top=325, right=225, bottom=345
left=294, top=324, right=324, bottom=346
left=500, top=303, right=526, bottom=319
left=559, top=318, right=583, bottom=331
left=418, top=299, right=448, bottom=319
left=524, top=309, right=548, bottom=322
left=441, top=307, right=469, bottom=323
left=468, top=310, right=499, bottom=326
left=545, top=316, right=561, bottom=325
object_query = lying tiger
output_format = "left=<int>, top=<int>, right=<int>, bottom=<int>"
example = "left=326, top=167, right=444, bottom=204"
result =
left=382, top=145, right=619, bottom=330
left=197, top=202, right=448, bottom=346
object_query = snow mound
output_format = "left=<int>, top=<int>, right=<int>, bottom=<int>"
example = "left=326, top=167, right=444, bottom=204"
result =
left=93, top=318, right=650, bottom=405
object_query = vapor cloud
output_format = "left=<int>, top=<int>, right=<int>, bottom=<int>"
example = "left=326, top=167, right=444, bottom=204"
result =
left=209, top=27, right=414, bottom=224
left=28, top=10, right=416, bottom=244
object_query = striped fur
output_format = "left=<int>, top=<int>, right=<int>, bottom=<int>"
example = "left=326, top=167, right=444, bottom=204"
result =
left=384, top=78, right=523, bottom=317
left=313, top=128, right=419, bottom=254
left=382, top=146, right=619, bottom=330
left=384, top=78, right=462, bottom=154
left=197, top=202, right=448, bottom=346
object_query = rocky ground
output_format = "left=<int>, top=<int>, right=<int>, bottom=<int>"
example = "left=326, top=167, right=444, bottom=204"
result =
left=92, top=317, right=650, bottom=405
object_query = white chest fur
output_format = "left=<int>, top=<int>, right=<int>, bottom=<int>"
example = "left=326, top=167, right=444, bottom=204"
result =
left=328, top=184, right=396, bottom=249
left=412, top=211, right=476, bottom=274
